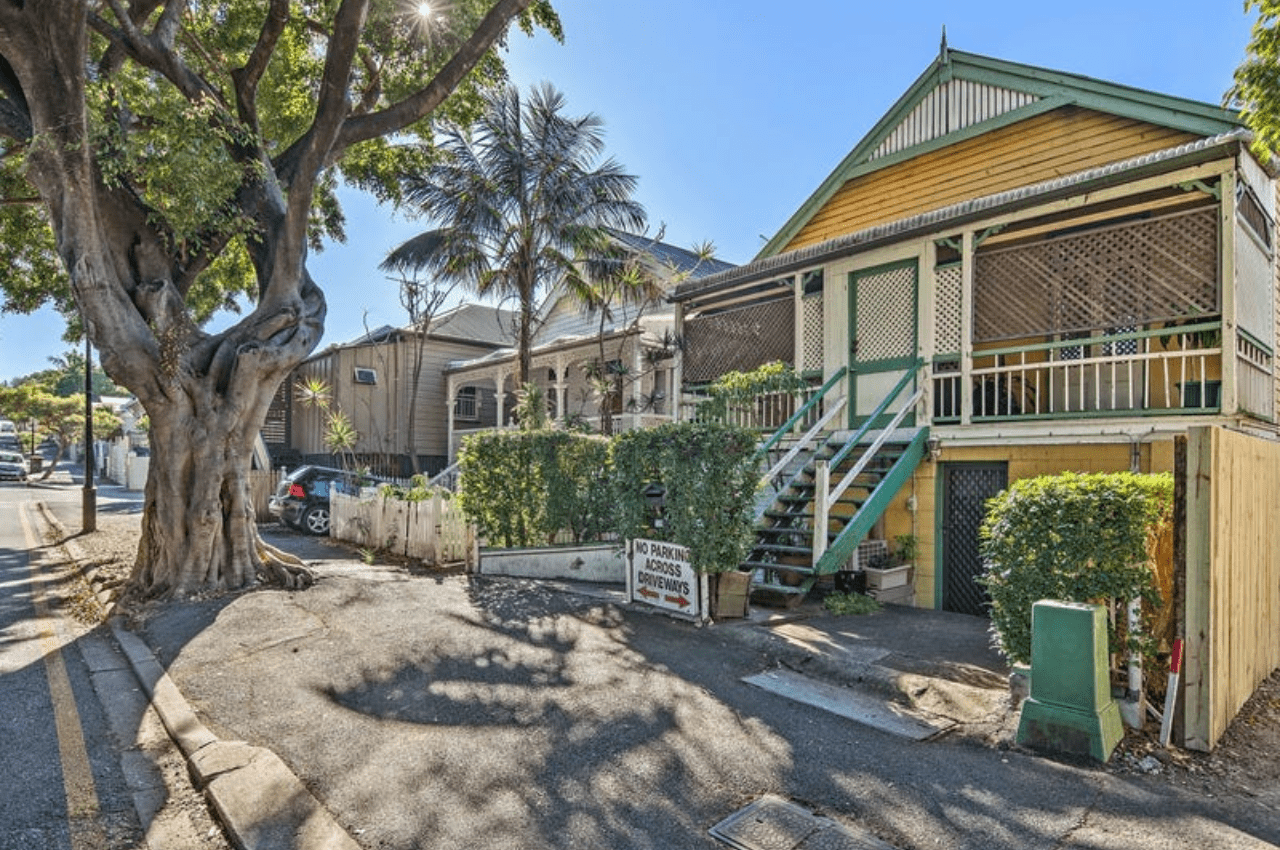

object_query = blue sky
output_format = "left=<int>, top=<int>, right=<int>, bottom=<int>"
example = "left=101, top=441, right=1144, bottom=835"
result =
left=0, top=1, right=1259, bottom=383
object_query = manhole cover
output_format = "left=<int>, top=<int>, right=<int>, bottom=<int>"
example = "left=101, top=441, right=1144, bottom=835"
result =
left=710, top=796, right=897, bottom=850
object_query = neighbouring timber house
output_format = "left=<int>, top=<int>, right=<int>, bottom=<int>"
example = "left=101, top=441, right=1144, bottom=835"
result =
left=670, top=46, right=1279, bottom=620
left=442, top=229, right=733, bottom=459
left=266, top=303, right=515, bottom=476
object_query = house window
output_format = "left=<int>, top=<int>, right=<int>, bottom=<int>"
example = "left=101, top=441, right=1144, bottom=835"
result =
left=1238, top=184, right=1274, bottom=253
left=353, top=367, right=377, bottom=385
left=454, top=386, right=479, bottom=420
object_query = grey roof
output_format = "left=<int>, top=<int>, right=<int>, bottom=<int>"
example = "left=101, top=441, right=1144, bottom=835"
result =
left=673, top=129, right=1253, bottom=304
left=605, top=228, right=736, bottom=279
left=427, top=303, right=516, bottom=346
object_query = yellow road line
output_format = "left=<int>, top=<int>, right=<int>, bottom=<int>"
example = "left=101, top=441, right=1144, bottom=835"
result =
left=18, top=504, right=106, bottom=849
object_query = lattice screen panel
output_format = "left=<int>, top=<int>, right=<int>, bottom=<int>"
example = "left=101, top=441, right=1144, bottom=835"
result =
left=855, top=265, right=915, bottom=361
left=801, top=294, right=824, bottom=373
left=973, top=208, right=1219, bottom=342
left=683, top=297, right=795, bottom=384
left=935, top=265, right=963, bottom=356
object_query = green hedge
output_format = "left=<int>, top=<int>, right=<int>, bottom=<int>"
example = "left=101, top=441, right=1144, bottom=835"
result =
left=458, top=422, right=760, bottom=572
left=457, top=430, right=611, bottom=547
left=978, top=471, right=1173, bottom=666
left=611, top=422, right=759, bottom=573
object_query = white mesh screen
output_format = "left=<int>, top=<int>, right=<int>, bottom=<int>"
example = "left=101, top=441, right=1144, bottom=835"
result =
left=856, top=265, right=916, bottom=362
left=801, top=294, right=824, bottom=372
left=935, top=265, right=962, bottom=356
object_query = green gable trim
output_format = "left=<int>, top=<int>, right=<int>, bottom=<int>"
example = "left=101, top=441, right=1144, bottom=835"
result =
left=758, top=49, right=1243, bottom=261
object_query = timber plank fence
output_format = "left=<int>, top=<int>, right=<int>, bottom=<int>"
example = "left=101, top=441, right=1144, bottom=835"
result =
left=1181, top=426, right=1280, bottom=751
left=330, top=491, right=477, bottom=568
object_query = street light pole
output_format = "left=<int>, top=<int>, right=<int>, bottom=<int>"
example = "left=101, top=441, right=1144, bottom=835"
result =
left=83, top=335, right=96, bottom=533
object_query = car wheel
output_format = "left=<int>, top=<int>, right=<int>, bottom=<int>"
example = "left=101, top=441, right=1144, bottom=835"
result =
left=301, top=504, right=330, bottom=536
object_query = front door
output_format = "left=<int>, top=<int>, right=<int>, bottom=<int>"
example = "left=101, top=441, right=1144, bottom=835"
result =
left=939, top=462, right=1008, bottom=616
left=848, top=260, right=918, bottom=428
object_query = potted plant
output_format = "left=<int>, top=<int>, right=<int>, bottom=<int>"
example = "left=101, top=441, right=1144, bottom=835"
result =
left=863, top=534, right=917, bottom=591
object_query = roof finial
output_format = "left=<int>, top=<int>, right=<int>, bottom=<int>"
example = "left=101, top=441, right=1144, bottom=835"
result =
left=940, top=26, right=949, bottom=64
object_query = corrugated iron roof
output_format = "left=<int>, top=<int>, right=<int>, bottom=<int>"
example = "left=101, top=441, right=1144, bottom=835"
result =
left=673, top=130, right=1252, bottom=304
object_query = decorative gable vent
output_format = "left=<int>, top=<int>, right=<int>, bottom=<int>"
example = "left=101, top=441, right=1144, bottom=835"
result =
left=871, top=79, right=1038, bottom=161
left=353, top=367, right=378, bottom=385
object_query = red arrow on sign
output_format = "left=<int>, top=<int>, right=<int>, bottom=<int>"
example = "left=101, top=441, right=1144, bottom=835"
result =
left=637, top=586, right=660, bottom=600
left=664, top=594, right=690, bottom=608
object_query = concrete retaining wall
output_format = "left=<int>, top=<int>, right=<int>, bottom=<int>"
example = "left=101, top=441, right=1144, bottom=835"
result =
left=478, top=544, right=624, bottom=583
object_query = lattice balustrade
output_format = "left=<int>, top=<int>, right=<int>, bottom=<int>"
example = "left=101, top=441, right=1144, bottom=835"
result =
left=855, top=264, right=916, bottom=362
left=683, top=297, right=795, bottom=384
left=801, top=294, right=824, bottom=373
left=973, top=207, right=1218, bottom=343
left=935, top=264, right=963, bottom=355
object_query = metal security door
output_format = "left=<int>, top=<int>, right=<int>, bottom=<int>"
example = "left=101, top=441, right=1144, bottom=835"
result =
left=848, top=260, right=918, bottom=428
left=940, top=463, right=1007, bottom=616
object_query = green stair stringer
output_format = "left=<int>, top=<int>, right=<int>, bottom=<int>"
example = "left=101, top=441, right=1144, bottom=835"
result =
left=812, top=427, right=929, bottom=576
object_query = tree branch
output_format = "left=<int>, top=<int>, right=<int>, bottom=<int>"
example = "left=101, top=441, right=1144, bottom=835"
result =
left=231, top=0, right=289, bottom=131
left=331, top=0, right=533, bottom=157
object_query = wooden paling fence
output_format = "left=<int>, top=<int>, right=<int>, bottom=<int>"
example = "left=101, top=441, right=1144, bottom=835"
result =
left=330, top=491, right=477, bottom=568
left=1182, top=426, right=1280, bottom=751
left=248, top=470, right=280, bottom=522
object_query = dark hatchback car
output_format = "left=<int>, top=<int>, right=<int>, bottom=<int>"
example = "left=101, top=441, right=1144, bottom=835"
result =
left=268, top=465, right=384, bottom=535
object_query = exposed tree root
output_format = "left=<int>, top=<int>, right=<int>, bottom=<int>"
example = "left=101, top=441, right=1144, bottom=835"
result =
left=256, top=538, right=316, bottom=590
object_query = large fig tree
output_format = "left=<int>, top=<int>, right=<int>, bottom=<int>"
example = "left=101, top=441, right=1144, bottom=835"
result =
left=0, top=0, right=559, bottom=598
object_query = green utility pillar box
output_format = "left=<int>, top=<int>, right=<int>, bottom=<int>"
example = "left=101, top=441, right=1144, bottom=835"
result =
left=1016, top=600, right=1123, bottom=762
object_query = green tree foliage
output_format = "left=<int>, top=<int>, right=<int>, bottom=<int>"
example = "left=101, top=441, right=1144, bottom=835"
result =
left=610, top=423, right=759, bottom=574
left=380, top=82, right=646, bottom=386
left=978, top=471, right=1173, bottom=666
left=0, top=382, right=122, bottom=477
left=1231, top=1, right=1280, bottom=160
left=0, top=1, right=563, bottom=331
left=5, top=350, right=124, bottom=397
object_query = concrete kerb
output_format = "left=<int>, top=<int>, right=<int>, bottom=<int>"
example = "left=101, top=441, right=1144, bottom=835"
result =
left=35, top=501, right=361, bottom=850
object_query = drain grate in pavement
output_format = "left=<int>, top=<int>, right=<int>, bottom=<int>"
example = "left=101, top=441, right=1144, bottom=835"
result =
left=709, top=796, right=897, bottom=850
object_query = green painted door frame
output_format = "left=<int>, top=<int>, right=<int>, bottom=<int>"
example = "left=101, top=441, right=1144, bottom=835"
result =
left=848, top=258, right=919, bottom=428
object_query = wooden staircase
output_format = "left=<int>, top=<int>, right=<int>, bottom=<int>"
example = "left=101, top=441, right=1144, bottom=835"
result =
left=746, top=428, right=928, bottom=606
left=743, top=361, right=927, bottom=607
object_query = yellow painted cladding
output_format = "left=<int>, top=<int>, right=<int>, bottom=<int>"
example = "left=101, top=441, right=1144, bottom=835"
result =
left=880, top=440, right=1177, bottom=610
left=784, top=106, right=1199, bottom=252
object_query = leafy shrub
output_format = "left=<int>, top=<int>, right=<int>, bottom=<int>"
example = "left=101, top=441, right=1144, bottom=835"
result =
left=823, top=591, right=881, bottom=616
left=457, top=430, right=611, bottom=547
left=379, top=474, right=451, bottom=502
left=611, top=422, right=758, bottom=573
left=979, top=471, right=1173, bottom=666
left=697, top=361, right=808, bottom=423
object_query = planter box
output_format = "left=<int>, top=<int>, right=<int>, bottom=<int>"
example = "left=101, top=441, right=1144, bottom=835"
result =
left=863, top=564, right=912, bottom=590
left=709, top=571, right=752, bottom=619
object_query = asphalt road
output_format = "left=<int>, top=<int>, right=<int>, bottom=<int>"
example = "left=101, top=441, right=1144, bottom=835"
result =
left=0, top=480, right=141, bottom=848
left=0, top=477, right=229, bottom=850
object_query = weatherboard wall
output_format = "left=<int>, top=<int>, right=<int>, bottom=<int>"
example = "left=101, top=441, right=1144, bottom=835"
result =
left=878, top=440, right=1175, bottom=612
left=782, top=107, right=1198, bottom=253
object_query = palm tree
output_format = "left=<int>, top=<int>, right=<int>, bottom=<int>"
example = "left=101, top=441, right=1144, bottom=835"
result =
left=381, top=83, right=647, bottom=387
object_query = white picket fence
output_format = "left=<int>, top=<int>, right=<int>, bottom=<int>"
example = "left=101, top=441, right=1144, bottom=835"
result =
left=330, top=491, right=477, bottom=568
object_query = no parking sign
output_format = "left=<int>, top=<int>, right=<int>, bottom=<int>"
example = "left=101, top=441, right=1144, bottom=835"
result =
left=627, top=538, right=704, bottom=620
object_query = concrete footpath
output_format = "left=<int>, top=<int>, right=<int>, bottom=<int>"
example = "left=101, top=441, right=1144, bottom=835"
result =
left=34, top=494, right=1280, bottom=850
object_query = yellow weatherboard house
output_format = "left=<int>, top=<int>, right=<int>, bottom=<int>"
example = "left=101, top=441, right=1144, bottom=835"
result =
left=671, top=43, right=1275, bottom=627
